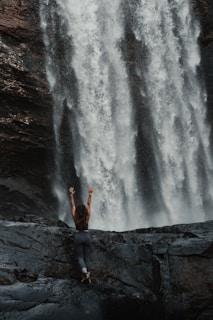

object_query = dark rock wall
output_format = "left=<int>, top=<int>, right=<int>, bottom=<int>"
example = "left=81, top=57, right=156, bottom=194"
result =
left=0, top=0, right=212, bottom=217
left=0, top=0, right=55, bottom=216
left=194, top=0, right=213, bottom=125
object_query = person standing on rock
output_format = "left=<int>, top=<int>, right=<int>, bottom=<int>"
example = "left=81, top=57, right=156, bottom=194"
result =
left=69, top=185, right=94, bottom=283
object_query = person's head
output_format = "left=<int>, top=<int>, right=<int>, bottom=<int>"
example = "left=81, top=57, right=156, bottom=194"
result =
left=75, top=204, right=88, bottom=223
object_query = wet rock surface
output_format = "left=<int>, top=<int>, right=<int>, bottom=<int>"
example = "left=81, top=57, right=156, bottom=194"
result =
left=0, top=216, right=212, bottom=320
left=194, top=0, right=213, bottom=126
left=0, top=0, right=54, bottom=217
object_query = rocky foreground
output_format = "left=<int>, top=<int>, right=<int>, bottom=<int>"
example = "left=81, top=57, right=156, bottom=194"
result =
left=0, top=216, right=212, bottom=320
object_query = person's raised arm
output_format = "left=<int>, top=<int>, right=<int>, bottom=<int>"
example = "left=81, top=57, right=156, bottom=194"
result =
left=69, top=187, right=76, bottom=220
left=86, top=186, right=94, bottom=223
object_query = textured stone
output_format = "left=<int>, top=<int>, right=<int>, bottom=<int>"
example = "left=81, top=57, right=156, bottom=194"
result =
left=0, top=216, right=212, bottom=319
left=0, top=0, right=55, bottom=217
left=194, top=0, right=213, bottom=126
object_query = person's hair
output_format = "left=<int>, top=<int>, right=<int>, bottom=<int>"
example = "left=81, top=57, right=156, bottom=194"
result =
left=75, top=204, right=88, bottom=226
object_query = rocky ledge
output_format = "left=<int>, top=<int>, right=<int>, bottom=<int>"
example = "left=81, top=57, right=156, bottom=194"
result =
left=0, top=0, right=213, bottom=219
left=0, top=216, right=212, bottom=320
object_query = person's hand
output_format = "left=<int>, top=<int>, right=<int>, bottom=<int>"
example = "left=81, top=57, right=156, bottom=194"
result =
left=69, top=187, right=75, bottom=195
left=88, top=186, right=94, bottom=194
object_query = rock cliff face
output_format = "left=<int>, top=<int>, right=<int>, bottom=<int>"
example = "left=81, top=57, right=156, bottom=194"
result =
left=195, top=0, right=213, bottom=129
left=0, top=216, right=212, bottom=320
left=0, top=0, right=54, bottom=217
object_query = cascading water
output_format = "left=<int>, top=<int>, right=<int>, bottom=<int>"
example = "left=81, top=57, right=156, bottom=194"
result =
left=129, top=0, right=213, bottom=226
left=40, top=0, right=213, bottom=231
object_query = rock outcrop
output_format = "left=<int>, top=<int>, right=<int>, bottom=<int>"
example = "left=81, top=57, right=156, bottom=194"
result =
left=0, top=216, right=212, bottom=320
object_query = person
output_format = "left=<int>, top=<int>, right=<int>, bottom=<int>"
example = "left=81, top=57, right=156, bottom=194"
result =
left=69, top=185, right=94, bottom=283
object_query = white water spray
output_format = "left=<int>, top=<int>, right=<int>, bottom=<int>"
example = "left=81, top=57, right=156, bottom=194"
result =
left=40, top=0, right=213, bottom=230
left=60, top=0, right=142, bottom=230
left=40, top=0, right=143, bottom=230
left=131, top=0, right=213, bottom=225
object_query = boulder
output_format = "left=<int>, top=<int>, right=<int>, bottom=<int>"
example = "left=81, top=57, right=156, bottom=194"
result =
left=0, top=216, right=212, bottom=320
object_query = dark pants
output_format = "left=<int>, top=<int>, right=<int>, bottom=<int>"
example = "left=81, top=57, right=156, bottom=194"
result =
left=74, top=232, right=91, bottom=272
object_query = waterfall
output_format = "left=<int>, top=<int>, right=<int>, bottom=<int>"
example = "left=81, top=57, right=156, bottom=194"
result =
left=40, top=0, right=213, bottom=231
left=129, top=0, right=213, bottom=226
